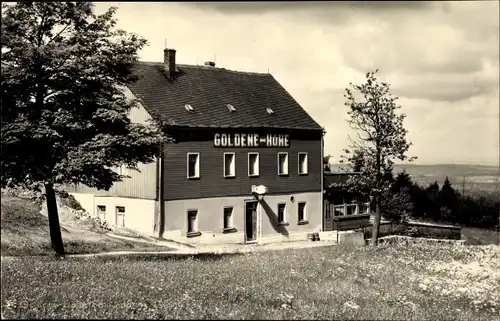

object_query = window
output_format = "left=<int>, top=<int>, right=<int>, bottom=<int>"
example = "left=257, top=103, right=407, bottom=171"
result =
left=116, top=206, right=125, bottom=227
left=266, top=107, right=275, bottom=114
left=227, top=104, right=236, bottom=112
left=334, top=205, right=345, bottom=216
left=185, top=104, right=194, bottom=111
left=359, top=202, right=370, bottom=214
left=248, top=153, right=259, bottom=177
left=298, top=152, right=308, bottom=175
left=187, top=210, right=198, bottom=233
left=97, top=205, right=106, bottom=220
left=223, top=207, right=233, bottom=229
left=325, top=203, right=332, bottom=219
left=278, top=153, right=288, bottom=175
left=224, top=153, right=236, bottom=177
left=187, top=153, right=200, bottom=179
left=347, top=204, right=357, bottom=215
left=298, top=202, right=307, bottom=223
left=277, top=203, right=286, bottom=224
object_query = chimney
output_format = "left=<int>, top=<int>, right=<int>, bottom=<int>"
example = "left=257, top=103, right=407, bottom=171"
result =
left=163, top=48, right=176, bottom=79
left=204, top=61, right=216, bottom=67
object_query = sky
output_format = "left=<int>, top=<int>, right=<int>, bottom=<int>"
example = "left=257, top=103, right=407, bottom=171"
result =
left=94, top=1, right=499, bottom=166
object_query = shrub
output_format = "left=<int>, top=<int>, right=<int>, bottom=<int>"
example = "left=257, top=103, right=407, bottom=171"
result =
left=57, top=193, right=84, bottom=211
left=381, top=187, right=414, bottom=223
left=405, top=226, right=419, bottom=237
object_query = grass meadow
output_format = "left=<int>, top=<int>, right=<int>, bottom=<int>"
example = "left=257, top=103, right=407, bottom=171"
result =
left=2, top=243, right=499, bottom=320
left=1, top=186, right=499, bottom=320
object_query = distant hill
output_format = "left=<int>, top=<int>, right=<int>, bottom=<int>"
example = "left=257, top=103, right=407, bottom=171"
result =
left=328, top=163, right=499, bottom=193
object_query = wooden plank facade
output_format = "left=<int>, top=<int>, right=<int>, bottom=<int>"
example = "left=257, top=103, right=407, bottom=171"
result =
left=162, top=129, right=323, bottom=201
left=66, top=88, right=158, bottom=200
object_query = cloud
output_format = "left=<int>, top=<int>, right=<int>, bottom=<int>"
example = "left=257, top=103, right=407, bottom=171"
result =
left=92, top=1, right=499, bottom=166
left=389, top=63, right=499, bottom=102
left=186, top=1, right=432, bottom=15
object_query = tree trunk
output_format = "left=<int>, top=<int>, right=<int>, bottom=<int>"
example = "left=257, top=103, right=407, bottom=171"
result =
left=45, top=183, right=65, bottom=257
left=371, top=192, right=382, bottom=246
left=372, top=143, right=382, bottom=246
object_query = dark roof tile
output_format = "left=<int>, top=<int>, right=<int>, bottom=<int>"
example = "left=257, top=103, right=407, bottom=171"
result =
left=128, top=62, right=323, bottom=131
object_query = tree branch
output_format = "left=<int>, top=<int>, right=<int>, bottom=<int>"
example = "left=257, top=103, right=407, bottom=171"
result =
left=36, top=7, right=48, bottom=47
left=47, top=21, right=72, bottom=44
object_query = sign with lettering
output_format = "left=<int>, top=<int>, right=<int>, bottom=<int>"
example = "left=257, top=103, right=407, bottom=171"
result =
left=214, top=133, right=290, bottom=148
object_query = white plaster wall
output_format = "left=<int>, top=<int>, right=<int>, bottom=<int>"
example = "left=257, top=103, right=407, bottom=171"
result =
left=70, top=193, right=96, bottom=217
left=70, top=193, right=155, bottom=235
left=163, top=191, right=322, bottom=245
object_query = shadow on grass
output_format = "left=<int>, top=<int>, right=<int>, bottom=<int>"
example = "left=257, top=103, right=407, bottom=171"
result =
left=78, top=252, right=245, bottom=262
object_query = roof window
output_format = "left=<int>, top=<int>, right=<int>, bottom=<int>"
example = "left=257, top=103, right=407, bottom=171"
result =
left=227, top=104, right=236, bottom=112
left=185, top=104, right=194, bottom=112
left=266, top=107, right=275, bottom=115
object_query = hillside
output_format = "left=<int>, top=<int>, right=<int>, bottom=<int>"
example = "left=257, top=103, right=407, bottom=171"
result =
left=0, top=194, right=173, bottom=256
left=329, top=163, right=499, bottom=193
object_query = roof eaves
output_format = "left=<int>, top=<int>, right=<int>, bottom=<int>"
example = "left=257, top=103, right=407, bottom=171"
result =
left=163, top=123, right=324, bottom=131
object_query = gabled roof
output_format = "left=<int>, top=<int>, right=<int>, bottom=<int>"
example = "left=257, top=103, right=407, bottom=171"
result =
left=127, top=62, right=323, bottom=131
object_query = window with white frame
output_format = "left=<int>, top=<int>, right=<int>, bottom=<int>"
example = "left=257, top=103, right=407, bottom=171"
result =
left=277, top=203, right=286, bottom=224
left=298, top=202, right=307, bottom=222
left=187, top=210, right=198, bottom=233
left=298, top=152, right=308, bottom=175
left=224, top=153, right=236, bottom=177
left=248, top=153, right=259, bottom=177
left=278, top=153, right=288, bottom=175
left=97, top=205, right=106, bottom=221
left=115, top=206, right=125, bottom=227
left=223, top=206, right=234, bottom=229
left=187, top=153, right=200, bottom=179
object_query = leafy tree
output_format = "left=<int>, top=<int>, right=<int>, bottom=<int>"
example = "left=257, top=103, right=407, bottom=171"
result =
left=381, top=187, right=413, bottom=223
left=348, top=149, right=366, bottom=173
left=340, top=70, right=416, bottom=245
left=1, top=2, right=169, bottom=257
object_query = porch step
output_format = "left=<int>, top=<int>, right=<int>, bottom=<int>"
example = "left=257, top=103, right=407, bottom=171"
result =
left=318, top=231, right=339, bottom=242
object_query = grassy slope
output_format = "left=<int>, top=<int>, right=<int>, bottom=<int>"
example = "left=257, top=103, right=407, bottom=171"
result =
left=461, top=227, right=500, bottom=245
left=0, top=195, right=173, bottom=256
left=1, top=244, right=498, bottom=320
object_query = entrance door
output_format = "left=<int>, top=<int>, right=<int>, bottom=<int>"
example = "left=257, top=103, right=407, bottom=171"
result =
left=323, top=200, right=334, bottom=231
left=244, top=200, right=258, bottom=243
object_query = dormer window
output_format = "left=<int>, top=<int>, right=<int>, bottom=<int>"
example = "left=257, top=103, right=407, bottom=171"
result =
left=227, top=104, right=236, bottom=112
left=266, top=107, right=274, bottom=115
left=185, top=104, right=194, bottom=112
